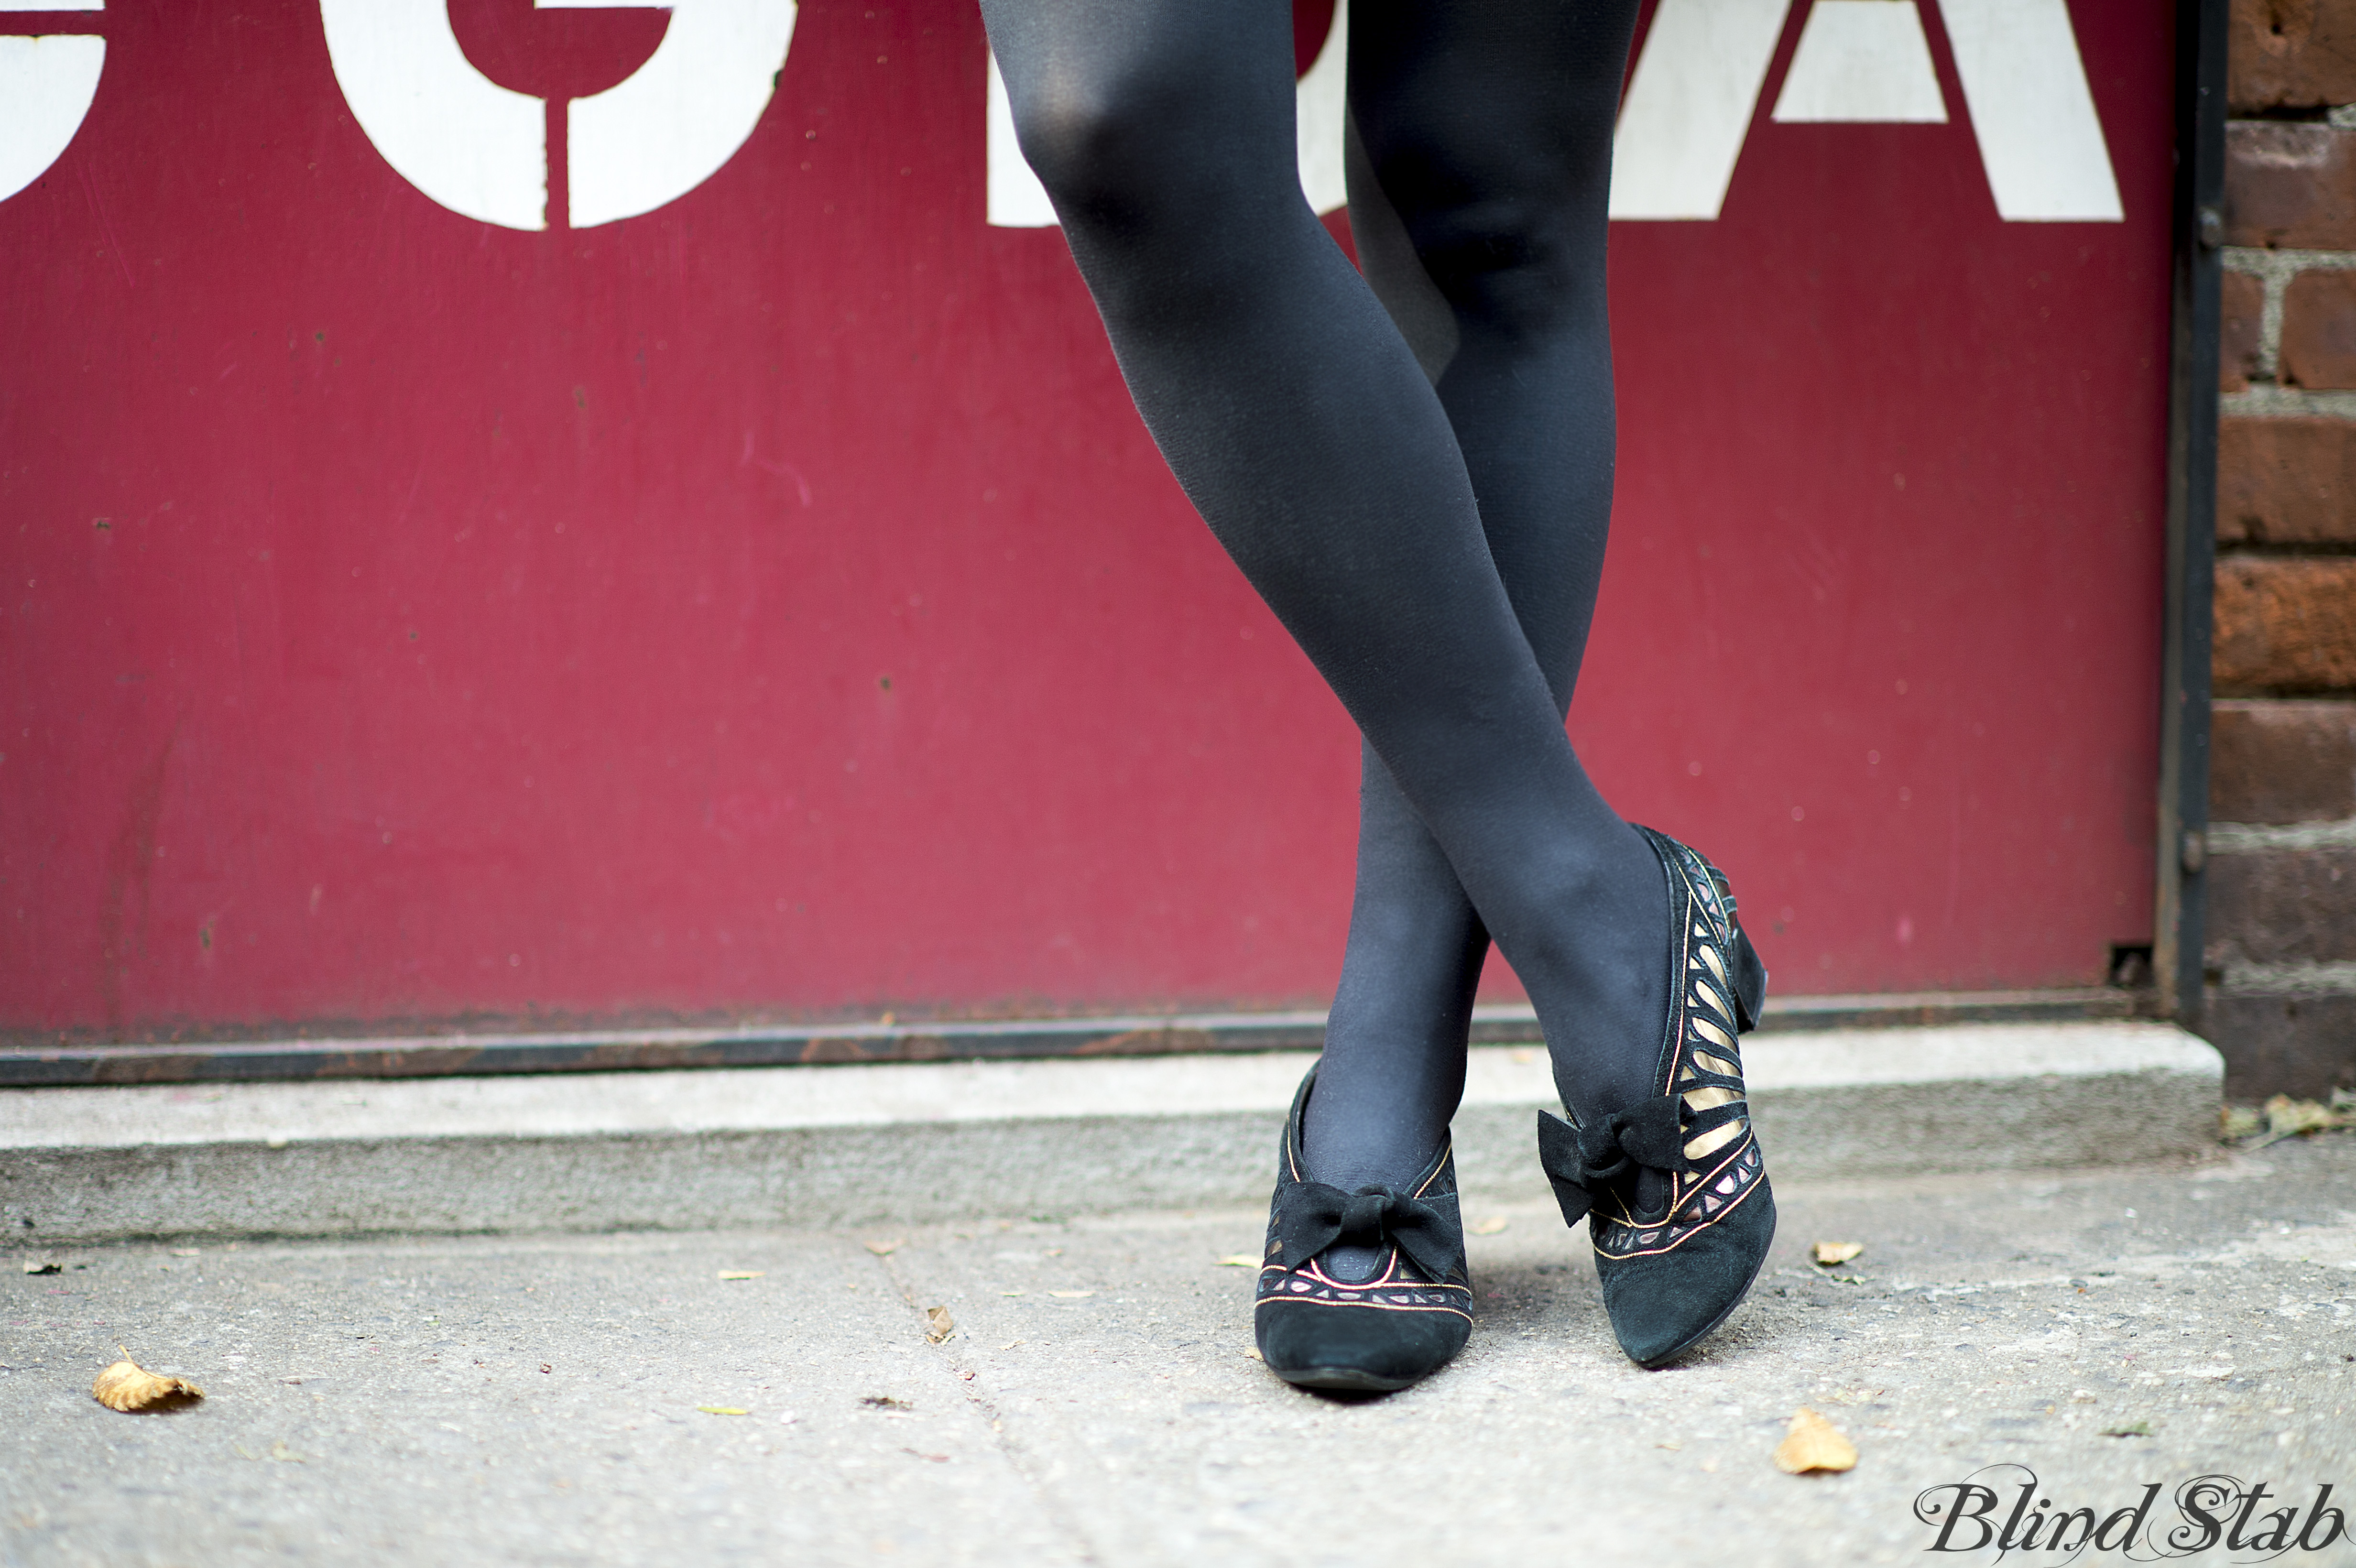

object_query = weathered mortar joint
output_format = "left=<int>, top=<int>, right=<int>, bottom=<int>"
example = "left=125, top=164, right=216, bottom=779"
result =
left=2220, top=246, right=2356, bottom=387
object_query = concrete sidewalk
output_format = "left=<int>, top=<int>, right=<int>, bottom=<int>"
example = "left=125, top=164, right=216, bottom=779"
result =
left=1, top=1023, right=2222, bottom=1240
left=4, top=1133, right=2354, bottom=1566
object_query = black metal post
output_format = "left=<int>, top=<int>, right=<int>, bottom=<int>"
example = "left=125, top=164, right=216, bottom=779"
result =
left=2159, top=0, right=2227, bottom=1025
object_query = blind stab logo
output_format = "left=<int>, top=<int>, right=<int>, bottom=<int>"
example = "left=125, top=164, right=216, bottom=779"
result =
left=1914, top=1468, right=2352, bottom=1558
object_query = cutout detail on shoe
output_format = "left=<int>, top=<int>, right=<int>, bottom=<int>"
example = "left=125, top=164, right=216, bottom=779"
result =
left=1576, top=829, right=1775, bottom=1316
left=1691, top=978, right=1730, bottom=1022
left=1684, top=1118, right=1745, bottom=1161
left=1696, top=943, right=1727, bottom=986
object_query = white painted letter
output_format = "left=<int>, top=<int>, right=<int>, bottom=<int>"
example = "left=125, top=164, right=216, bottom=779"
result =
left=1610, top=0, right=1791, bottom=220
left=320, top=0, right=547, bottom=230
left=544, top=0, right=796, bottom=230
left=1938, top=0, right=2122, bottom=221
left=1773, top=0, right=1946, bottom=123
left=1294, top=0, right=1348, bottom=216
left=985, top=49, right=1055, bottom=228
left=0, top=33, right=106, bottom=207
left=322, top=0, right=794, bottom=231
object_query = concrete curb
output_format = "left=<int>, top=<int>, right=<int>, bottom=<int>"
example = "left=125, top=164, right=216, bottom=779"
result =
left=0, top=1023, right=2222, bottom=1241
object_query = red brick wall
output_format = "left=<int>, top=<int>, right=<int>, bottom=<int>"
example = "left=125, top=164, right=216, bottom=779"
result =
left=2209, top=0, right=2356, bottom=1096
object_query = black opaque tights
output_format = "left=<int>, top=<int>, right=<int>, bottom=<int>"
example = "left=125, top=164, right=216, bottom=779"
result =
left=981, top=0, right=1663, bottom=1208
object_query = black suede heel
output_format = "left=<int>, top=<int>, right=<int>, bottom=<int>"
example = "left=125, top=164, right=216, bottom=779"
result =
left=1253, top=1068, right=1473, bottom=1392
left=1537, top=826, right=1776, bottom=1368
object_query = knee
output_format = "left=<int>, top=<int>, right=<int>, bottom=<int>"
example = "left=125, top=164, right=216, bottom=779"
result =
left=1007, top=44, right=1285, bottom=229
left=1007, top=66, right=1175, bottom=217
left=1356, top=115, right=1609, bottom=340
left=1397, top=188, right=1598, bottom=340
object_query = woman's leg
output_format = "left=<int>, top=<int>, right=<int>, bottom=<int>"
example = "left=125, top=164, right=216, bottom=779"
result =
left=982, top=0, right=1664, bottom=1156
left=1308, top=0, right=1649, bottom=1196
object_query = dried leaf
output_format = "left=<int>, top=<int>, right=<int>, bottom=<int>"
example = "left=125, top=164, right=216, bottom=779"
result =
left=862, top=1395, right=913, bottom=1411
left=716, top=1271, right=765, bottom=1281
left=1047, top=1290, right=1093, bottom=1299
left=1471, top=1217, right=1510, bottom=1236
left=22, top=1261, right=59, bottom=1275
left=1656, top=1439, right=1683, bottom=1450
left=924, top=1306, right=955, bottom=1344
left=1243, top=1347, right=1264, bottom=1361
left=1214, top=1254, right=1259, bottom=1267
left=1812, top=1241, right=1864, bottom=1267
left=2233, top=1096, right=2350, bottom=1148
left=696, top=1406, right=748, bottom=1416
left=863, top=1239, right=903, bottom=1256
left=91, top=1352, right=203, bottom=1412
left=2265, top=1095, right=2343, bottom=1138
left=270, top=1441, right=305, bottom=1463
left=1772, top=1407, right=1857, bottom=1474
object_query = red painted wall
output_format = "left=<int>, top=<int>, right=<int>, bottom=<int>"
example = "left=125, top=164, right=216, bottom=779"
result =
left=0, top=0, right=2170, bottom=1038
left=1591, top=0, right=2172, bottom=996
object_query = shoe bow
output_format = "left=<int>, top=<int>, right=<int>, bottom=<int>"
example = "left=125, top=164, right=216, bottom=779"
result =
left=1274, top=1182, right=1456, bottom=1282
left=1535, top=1098, right=1692, bottom=1227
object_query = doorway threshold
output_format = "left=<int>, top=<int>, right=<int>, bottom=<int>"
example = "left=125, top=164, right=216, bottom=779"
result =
left=0, top=989, right=2151, bottom=1088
